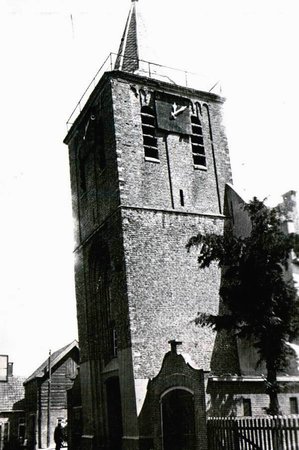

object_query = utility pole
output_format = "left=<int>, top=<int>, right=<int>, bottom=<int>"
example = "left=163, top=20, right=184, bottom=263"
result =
left=47, top=350, right=52, bottom=447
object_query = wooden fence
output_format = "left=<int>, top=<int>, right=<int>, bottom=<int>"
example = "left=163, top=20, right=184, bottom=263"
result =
left=207, top=416, right=299, bottom=450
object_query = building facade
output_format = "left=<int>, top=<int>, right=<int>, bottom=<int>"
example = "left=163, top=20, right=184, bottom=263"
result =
left=64, top=2, right=232, bottom=450
left=64, top=1, right=299, bottom=449
left=0, top=356, right=26, bottom=450
left=24, top=340, right=79, bottom=449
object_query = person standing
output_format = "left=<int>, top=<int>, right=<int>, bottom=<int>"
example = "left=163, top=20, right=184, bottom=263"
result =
left=54, top=421, right=63, bottom=450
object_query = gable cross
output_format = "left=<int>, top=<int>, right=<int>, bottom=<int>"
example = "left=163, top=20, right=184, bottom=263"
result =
left=168, top=339, right=182, bottom=354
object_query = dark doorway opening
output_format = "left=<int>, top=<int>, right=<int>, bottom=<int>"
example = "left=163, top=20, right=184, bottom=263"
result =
left=27, top=414, right=36, bottom=450
left=162, top=388, right=195, bottom=450
left=106, top=377, right=123, bottom=450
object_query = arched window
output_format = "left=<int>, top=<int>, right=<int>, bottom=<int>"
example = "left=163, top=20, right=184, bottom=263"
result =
left=191, top=115, right=206, bottom=168
left=141, top=106, right=159, bottom=160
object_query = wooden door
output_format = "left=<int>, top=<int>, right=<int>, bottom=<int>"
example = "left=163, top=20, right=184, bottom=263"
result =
left=162, top=389, right=195, bottom=450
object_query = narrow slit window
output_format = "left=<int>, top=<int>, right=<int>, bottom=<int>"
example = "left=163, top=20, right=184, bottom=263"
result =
left=191, top=115, right=206, bottom=168
left=141, top=106, right=159, bottom=160
left=179, top=189, right=184, bottom=206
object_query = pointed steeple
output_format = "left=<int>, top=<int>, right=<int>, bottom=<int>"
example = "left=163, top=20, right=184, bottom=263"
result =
left=114, top=0, right=150, bottom=73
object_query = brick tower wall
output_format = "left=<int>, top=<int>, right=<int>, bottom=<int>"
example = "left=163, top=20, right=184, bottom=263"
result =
left=111, top=75, right=232, bottom=215
left=65, top=72, right=235, bottom=447
left=122, top=207, right=224, bottom=377
left=110, top=74, right=233, bottom=378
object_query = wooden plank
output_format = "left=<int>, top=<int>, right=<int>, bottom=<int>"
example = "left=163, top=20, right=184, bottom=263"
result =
left=252, top=417, right=258, bottom=450
left=284, top=416, right=291, bottom=450
left=233, top=419, right=240, bottom=450
left=293, top=416, right=299, bottom=450
left=244, top=417, right=250, bottom=450
left=207, top=415, right=299, bottom=450
left=228, top=418, right=235, bottom=450
left=289, top=416, right=295, bottom=450
left=267, top=417, right=273, bottom=450
left=252, top=417, right=259, bottom=450
left=220, top=418, right=225, bottom=450
left=258, top=417, right=265, bottom=450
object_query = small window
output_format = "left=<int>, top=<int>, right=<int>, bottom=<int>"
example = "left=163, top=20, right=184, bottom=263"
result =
left=243, top=398, right=252, bottom=416
left=179, top=189, right=184, bottom=206
left=191, top=115, right=206, bottom=168
left=290, top=397, right=299, bottom=414
left=0, top=355, right=8, bottom=382
left=141, top=106, right=159, bottom=160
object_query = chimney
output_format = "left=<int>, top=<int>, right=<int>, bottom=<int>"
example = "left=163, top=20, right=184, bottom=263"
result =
left=7, top=362, right=13, bottom=377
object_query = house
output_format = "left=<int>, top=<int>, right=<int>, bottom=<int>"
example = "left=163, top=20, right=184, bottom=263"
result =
left=23, top=340, right=79, bottom=449
left=0, top=355, right=26, bottom=450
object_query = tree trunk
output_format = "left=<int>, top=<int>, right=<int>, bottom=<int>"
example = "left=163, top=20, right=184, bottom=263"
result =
left=266, top=362, right=281, bottom=416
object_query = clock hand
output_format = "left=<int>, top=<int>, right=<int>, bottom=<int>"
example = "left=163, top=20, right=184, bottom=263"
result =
left=175, top=106, right=187, bottom=116
left=170, top=104, right=187, bottom=119
left=171, top=102, right=178, bottom=117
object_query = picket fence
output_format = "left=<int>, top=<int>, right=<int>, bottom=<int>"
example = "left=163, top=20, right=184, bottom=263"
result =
left=207, top=416, right=299, bottom=450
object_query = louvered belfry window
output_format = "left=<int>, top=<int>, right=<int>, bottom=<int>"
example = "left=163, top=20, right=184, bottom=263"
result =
left=141, top=106, right=159, bottom=160
left=191, top=115, right=206, bottom=167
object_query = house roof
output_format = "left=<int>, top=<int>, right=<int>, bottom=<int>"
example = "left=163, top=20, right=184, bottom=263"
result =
left=0, top=376, right=26, bottom=412
left=24, top=340, right=79, bottom=385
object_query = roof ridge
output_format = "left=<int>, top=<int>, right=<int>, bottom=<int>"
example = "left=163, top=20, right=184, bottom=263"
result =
left=24, top=340, right=79, bottom=384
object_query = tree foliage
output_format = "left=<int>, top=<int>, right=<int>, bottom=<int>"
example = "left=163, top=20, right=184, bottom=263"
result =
left=187, top=197, right=299, bottom=414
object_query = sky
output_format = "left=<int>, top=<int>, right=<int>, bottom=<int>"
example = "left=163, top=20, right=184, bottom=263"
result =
left=0, top=0, right=299, bottom=376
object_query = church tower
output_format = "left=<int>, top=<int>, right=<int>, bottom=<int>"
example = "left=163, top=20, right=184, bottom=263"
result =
left=64, top=2, right=232, bottom=449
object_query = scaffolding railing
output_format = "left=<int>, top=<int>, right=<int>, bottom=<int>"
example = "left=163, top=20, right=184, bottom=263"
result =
left=66, top=52, right=221, bottom=130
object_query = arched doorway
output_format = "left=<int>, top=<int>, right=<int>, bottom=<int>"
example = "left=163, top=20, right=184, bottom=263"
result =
left=161, top=388, right=195, bottom=450
left=106, top=377, right=123, bottom=450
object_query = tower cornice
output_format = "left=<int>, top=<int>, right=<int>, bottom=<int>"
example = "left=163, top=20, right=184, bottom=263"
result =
left=64, top=70, right=225, bottom=145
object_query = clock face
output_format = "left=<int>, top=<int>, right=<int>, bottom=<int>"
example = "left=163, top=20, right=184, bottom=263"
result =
left=155, top=96, right=191, bottom=134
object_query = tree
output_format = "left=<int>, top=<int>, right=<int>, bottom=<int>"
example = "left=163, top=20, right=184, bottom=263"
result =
left=187, top=197, right=299, bottom=415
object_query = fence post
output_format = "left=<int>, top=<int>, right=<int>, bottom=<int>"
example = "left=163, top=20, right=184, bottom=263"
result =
left=233, top=420, right=240, bottom=450
left=271, top=416, right=283, bottom=450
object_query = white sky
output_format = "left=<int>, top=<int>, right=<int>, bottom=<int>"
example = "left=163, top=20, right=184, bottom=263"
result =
left=0, top=0, right=299, bottom=376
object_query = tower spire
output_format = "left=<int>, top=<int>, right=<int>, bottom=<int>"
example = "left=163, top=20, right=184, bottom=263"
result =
left=114, top=0, right=150, bottom=73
